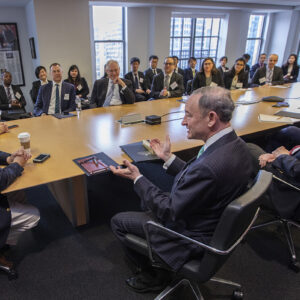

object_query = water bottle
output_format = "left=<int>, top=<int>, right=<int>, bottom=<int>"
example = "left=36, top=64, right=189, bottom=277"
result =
left=75, top=96, right=82, bottom=112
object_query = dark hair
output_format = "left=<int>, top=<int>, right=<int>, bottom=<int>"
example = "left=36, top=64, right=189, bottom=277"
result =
left=67, top=65, right=81, bottom=84
left=49, top=62, right=61, bottom=70
left=188, top=57, right=197, bottom=63
left=283, top=53, right=298, bottom=68
left=260, top=53, right=267, bottom=57
left=229, top=57, right=246, bottom=80
left=35, top=66, right=46, bottom=79
left=242, top=53, right=250, bottom=60
left=149, top=55, right=159, bottom=61
left=219, top=56, right=228, bottom=62
left=172, top=56, right=179, bottom=61
left=130, top=57, right=140, bottom=65
left=200, top=57, right=217, bottom=75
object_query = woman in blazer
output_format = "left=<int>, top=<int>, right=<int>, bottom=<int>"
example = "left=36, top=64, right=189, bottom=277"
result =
left=282, top=54, right=299, bottom=83
left=64, top=65, right=89, bottom=98
left=192, top=57, right=224, bottom=91
left=30, top=66, right=50, bottom=104
left=224, top=58, right=248, bottom=90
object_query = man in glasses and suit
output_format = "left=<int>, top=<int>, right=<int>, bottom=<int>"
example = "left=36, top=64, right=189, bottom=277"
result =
left=144, top=55, right=163, bottom=87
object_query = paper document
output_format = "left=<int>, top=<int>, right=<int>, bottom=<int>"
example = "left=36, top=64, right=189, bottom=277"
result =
left=258, top=114, right=295, bottom=124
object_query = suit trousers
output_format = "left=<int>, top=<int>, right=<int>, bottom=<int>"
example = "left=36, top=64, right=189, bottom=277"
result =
left=6, top=191, right=40, bottom=245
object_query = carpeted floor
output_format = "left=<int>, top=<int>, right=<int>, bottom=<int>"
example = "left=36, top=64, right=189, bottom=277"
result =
left=1, top=161, right=300, bottom=300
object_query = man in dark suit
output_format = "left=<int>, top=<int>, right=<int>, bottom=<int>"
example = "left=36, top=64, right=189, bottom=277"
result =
left=251, top=54, right=284, bottom=86
left=248, top=140, right=300, bottom=220
left=144, top=55, right=163, bottom=87
left=34, top=63, right=76, bottom=116
left=242, top=53, right=251, bottom=73
left=0, top=123, right=40, bottom=275
left=172, top=56, right=185, bottom=77
left=183, top=57, right=197, bottom=91
left=110, top=86, right=253, bottom=292
left=151, top=57, right=184, bottom=99
left=0, top=71, right=26, bottom=113
left=90, top=60, right=135, bottom=107
left=125, top=57, right=151, bottom=102
left=250, top=53, right=267, bottom=79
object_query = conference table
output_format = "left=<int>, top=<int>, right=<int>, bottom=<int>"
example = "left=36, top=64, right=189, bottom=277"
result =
left=1, top=83, right=300, bottom=226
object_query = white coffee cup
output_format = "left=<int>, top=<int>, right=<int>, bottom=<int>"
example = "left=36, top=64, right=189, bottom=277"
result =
left=18, top=132, right=31, bottom=154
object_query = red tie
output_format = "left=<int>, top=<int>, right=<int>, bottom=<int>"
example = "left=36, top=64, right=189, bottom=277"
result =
left=289, top=145, right=300, bottom=156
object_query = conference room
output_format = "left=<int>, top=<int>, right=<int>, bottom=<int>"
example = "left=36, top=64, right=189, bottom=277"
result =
left=0, top=0, right=300, bottom=299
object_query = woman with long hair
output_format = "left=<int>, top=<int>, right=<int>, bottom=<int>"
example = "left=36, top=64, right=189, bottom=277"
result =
left=224, top=58, right=248, bottom=90
left=64, top=65, right=89, bottom=98
left=282, top=54, right=299, bottom=83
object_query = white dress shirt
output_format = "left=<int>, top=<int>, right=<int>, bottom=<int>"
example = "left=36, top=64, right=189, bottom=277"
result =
left=105, top=79, right=123, bottom=106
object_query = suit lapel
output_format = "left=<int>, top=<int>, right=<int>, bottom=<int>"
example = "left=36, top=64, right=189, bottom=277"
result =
left=0, top=86, right=9, bottom=103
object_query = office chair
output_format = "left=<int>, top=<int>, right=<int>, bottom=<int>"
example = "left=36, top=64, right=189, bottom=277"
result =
left=124, top=170, right=272, bottom=300
left=252, top=175, right=300, bottom=272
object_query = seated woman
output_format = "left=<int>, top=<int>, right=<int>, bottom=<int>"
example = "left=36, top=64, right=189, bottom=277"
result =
left=217, top=56, right=229, bottom=77
left=282, top=54, right=299, bottom=83
left=30, top=66, right=50, bottom=104
left=224, top=57, right=248, bottom=90
left=64, top=65, right=89, bottom=99
left=192, top=57, right=224, bottom=91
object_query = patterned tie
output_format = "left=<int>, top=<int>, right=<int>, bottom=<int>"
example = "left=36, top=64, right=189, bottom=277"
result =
left=103, top=83, right=115, bottom=107
left=134, top=74, right=139, bottom=89
left=153, top=69, right=156, bottom=75
left=290, top=145, right=300, bottom=156
left=55, top=84, right=60, bottom=113
left=197, top=146, right=205, bottom=159
left=6, top=87, right=12, bottom=103
left=267, top=69, right=273, bottom=84
left=164, top=75, right=170, bottom=90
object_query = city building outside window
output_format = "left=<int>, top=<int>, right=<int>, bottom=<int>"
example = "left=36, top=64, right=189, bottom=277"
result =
left=92, top=6, right=126, bottom=79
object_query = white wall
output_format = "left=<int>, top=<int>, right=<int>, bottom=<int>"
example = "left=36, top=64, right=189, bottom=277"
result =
left=0, top=6, right=36, bottom=111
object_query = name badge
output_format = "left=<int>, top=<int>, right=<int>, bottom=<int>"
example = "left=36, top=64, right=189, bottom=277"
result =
left=236, top=82, right=243, bottom=88
left=170, top=81, right=178, bottom=90
left=210, top=82, right=217, bottom=87
left=139, top=78, right=144, bottom=83
left=64, top=94, right=70, bottom=101
left=15, top=92, right=21, bottom=100
left=259, top=77, right=266, bottom=84
left=77, top=84, right=82, bottom=91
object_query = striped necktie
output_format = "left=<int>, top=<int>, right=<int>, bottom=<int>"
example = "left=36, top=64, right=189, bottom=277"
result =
left=103, top=83, right=115, bottom=107
left=290, top=145, right=300, bottom=156
left=6, top=87, right=12, bottom=102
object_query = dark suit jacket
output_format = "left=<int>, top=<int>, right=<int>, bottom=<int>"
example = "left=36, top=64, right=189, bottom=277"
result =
left=64, top=77, right=89, bottom=98
left=0, top=85, right=26, bottom=111
left=224, top=71, right=248, bottom=89
left=33, top=81, right=76, bottom=116
left=192, top=71, right=224, bottom=91
left=251, top=66, right=284, bottom=86
left=217, top=66, right=229, bottom=77
left=282, top=64, right=299, bottom=83
left=30, top=80, right=52, bottom=104
left=124, top=71, right=150, bottom=91
left=0, top=151, right=24, bottom=249
left=245, top=64, right=250, bottom=73
left=250, top=63, right=266, bottom=79
left=151, top=72, right=184, bottom=99
left=144, top=68, right=163, bottom=87
left=90, top=78, right=135, bottom=107
left=175, top=67, right=184, bottom=77
left=134, top=131, right=253, bottom=271
left=183, top=68, right=197, bottom=90
left=267, top=150, right=300, bottom=219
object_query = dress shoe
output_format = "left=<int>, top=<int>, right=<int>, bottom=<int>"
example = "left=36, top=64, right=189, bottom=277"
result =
left=0, top=254, right=17, bottom=280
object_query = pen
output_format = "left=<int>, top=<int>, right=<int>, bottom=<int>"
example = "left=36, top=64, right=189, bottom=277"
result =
left=93, top=157, right=99, bottom=167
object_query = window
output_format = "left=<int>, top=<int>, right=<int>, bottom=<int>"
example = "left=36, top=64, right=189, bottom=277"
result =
left=169, top=17, right=221, bottom=69
left=92, top=6, right=126, bottom=79
left=245, top=15, right=265, bottom=66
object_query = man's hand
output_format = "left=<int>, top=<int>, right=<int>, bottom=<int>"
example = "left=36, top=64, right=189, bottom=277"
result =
left=146, top=89, right=151, bottom=94
left=11, top=100, right=21, bottom=108
left=7, top=147, right=31, bottom=167
left=109, top=160, right=141, bottom=181
left=114, top=77, right=126, bottom=88
left=272, top=146, right=290, bottom=158
left=0, top=122, right=8, bottom=134
left=160, top=88, right=168, bottom=97
left=150, top=135, right=172, bottom=162
left=258, top=153, right=276, bottom=168
left=135, top=89, right=144, bottom=94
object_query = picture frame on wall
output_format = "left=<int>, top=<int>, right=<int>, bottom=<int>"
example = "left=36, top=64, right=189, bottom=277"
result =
left=0, top=23, right=25, bottom=86
left=29, top=37, right=36, bottom=59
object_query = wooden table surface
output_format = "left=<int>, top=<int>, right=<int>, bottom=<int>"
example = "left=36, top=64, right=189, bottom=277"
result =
left=1, top=83, right=300, bottom=193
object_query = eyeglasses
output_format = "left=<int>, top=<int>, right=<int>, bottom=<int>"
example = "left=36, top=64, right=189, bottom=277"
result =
left=236, top=63, right=244, bottom=66
left=164, top=63, right=174, bottom=65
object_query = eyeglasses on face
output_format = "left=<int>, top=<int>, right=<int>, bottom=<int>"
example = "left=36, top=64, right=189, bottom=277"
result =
left=164, top=62, right=173, bottom=65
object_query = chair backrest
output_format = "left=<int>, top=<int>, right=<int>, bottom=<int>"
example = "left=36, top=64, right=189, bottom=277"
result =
left=189, top=170, right=272, bottom=282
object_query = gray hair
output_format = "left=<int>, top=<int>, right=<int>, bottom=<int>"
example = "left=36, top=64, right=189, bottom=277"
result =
left=105, top=60, right=119, bottom=70
left=192, top=86, right=235, bottom=122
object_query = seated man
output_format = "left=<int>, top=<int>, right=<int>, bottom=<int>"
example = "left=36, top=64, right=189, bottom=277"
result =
left=144, top=55, right=163, bottom=87
left=0, top=123, right=40, bottom=274
left=248, top=142, right=300, bottom=220
left=151, top=57, right=184, bottom=99
left=251, top=54, right=284, bottom=86
left=125, top=57, right=151, bottom=102
left=110, top=86, right=253, bottom=292
left=250, top=53, right=267, bottom=79
left=0, top=71, right=26, bottom=113
left=183, top=57, right=197, bottom=92
left=34, top=63, right=76, bottom=116
left=172, top=56, right=184, bottom=77
left=90, top=60, right=135, bottom=107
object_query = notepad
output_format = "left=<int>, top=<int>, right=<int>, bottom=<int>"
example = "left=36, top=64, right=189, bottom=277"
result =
left=258, top=114, right=294, bottom=124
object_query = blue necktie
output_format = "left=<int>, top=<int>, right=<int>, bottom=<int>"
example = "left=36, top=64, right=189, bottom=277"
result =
left=103, top=83, right=115, bottom=107
left=197, top=146, right=205, bottom=158
left=55, top=84, right=60, bottom=113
